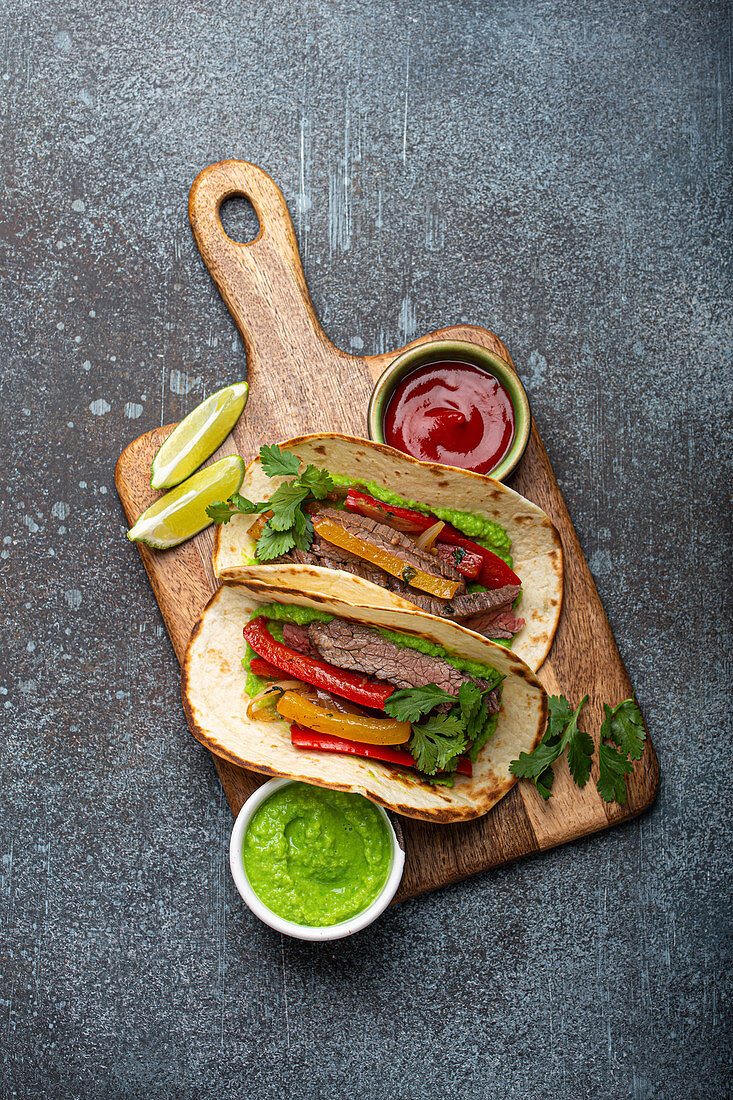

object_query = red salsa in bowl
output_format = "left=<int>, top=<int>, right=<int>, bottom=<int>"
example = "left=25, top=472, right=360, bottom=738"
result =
left=383, top=360, right=515, bottom=475
left=368, top=340, right=531, bottom=481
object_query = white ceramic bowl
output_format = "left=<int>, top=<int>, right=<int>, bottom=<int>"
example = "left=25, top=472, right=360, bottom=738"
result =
left=229, top=777, right=406, bottom=942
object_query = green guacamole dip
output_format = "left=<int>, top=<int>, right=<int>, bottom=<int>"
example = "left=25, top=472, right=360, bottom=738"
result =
left=243, top=782, right=392, bottom=926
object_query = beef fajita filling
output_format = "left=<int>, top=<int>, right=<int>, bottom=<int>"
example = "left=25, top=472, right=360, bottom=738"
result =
left=208, top=444, right=526, bottom=644
left=279, top=530, right=521, bottom=635
left=243, top=607, right=506, bottom=784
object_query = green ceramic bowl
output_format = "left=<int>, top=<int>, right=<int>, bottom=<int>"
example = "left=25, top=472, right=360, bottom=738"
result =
left=367, top=339, right=531, bottom=481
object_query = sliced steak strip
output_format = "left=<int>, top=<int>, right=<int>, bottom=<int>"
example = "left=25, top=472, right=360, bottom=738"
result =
left=379, top=585, right=449, bottom=616
left=446, top=585, right=520, bottom=620
left=281, top=622, right=317, bottom=655
left=308, top=619, right=499, bottom=715
left=383, top=583, right=521, bottom=623
left=316, top=508, right=464, bottom=585
left=464, top=607, right=525, bottom=640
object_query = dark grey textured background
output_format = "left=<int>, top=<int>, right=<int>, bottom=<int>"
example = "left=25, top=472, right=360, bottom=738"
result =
left=1, top=1, right=730, bottom=1097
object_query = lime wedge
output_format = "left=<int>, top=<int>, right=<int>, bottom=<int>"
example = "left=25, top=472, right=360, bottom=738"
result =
left=150, top=381, right=249, bottom=489
left=128, top=455, right=245, bottom=549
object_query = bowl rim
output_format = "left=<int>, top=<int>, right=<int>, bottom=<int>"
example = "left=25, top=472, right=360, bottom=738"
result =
left=366, top=338, right=531, bottom=482
left=229, top=777, right=406, bottom=942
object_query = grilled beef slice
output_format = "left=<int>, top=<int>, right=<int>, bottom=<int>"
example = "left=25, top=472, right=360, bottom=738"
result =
left=316, top=509, right=464, bottom=585
left=308, top=619, right=500, bottom=713
left=386, top=583, right=520, bottom=623
left=463, top=606, right=525, bottom=640
left=281, top=622, right=317, bottom=655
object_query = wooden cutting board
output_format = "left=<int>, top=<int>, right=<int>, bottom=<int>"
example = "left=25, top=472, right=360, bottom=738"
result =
left=115, top=161, right=659, bottom=903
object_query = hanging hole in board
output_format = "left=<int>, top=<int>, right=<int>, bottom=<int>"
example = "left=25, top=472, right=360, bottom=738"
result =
left=219, top=195, right=261, bottom=244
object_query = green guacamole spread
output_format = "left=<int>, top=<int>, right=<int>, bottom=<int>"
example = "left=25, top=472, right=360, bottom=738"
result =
left=250, top=603, right=333, bottom=627
left=243, top=782, right=391, bottom=926
left=328, top=473, right=512, bottom=564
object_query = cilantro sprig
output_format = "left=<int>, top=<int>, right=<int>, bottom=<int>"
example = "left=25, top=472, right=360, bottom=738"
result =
left=385, top=679, right=501, bottom=777
left=205, top=445, right=334, bottom=561
left=509, top=694, right=646, bottom=804
left=410, top=714, right=467, bottom=776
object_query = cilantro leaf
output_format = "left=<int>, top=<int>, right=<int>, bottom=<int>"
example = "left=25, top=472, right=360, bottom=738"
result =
left=384, top=683, right=456, bottom=722
left=291, top=509, right=314, bottom=552
left=607, top=697, right=646, bottom=760
left=267, top=483, right=310, bottom=531
left=535, top=765, right=555, bottom=800
left=206, top=494, right=260, bottom=525
left=557, top=695, right=588, bottom=752
left=556, top=695, right=593, bottom=787
left=299, top=464, right=334, bottom=499
left=259, top=444, right=301, bottom=478
left=468, top=712, right=498, bottom=762
left=597, top=711, right=634, bottom=803
left=409, top=713, right=467, bottom=776
left=509, top=739, right=563, bottom=781
left=231, top=493, right=266, bottom=513
left=545, top=694, right=575, bottom=744
left=254, top=524, right=296, bottom=561
left=206, top=499, right=239, bottom=524
left=458, top=681, right=497, bottom=762
left=458, top=681, right=483, bottom=729
left=596, top=702, right=636, bottom=803
left=566, top=728, right=594, bottom=788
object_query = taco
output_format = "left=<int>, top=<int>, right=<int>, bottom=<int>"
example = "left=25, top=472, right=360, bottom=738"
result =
left=210, top=434, right=563, bottom=672
left=182, top=583, right=547, bottom=823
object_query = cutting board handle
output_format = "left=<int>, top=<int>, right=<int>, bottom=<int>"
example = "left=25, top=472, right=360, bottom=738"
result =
left=188, top=160, right=338, bottom=363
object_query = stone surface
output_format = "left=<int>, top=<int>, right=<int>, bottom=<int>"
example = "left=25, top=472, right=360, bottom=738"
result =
left=1, top=1, right=730, bottom=1097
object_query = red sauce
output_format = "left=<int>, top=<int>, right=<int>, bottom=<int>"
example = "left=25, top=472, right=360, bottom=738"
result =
left=383, top=360, right=515, bottom=475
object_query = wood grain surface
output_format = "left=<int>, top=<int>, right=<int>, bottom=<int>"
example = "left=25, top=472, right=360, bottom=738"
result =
left=115, top=161, right=658, bottom=902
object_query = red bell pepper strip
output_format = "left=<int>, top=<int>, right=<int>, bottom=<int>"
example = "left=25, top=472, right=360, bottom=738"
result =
left=435, top=530, right=521, bottom=588
left=344, top=489, right=434, bottom=533
left=344, top=489, right=520, bottom=589
left=290, top=725, right=473, bottom=776
left=242, top=619, right=394, bottom=710
left=248, top=656, right=285, bottom=679
left=434, top=541, right=483, bottom=579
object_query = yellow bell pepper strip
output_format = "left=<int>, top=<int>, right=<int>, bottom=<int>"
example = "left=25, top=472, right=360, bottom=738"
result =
left=311, top=516, right=462, bottom=601
left=276, top=691, right=411, bottom=745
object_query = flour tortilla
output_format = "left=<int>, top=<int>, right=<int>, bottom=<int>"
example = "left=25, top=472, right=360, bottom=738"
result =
left=182, top=583, right=547, bottom=823
left=213, top=433, right=563, bottom=672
